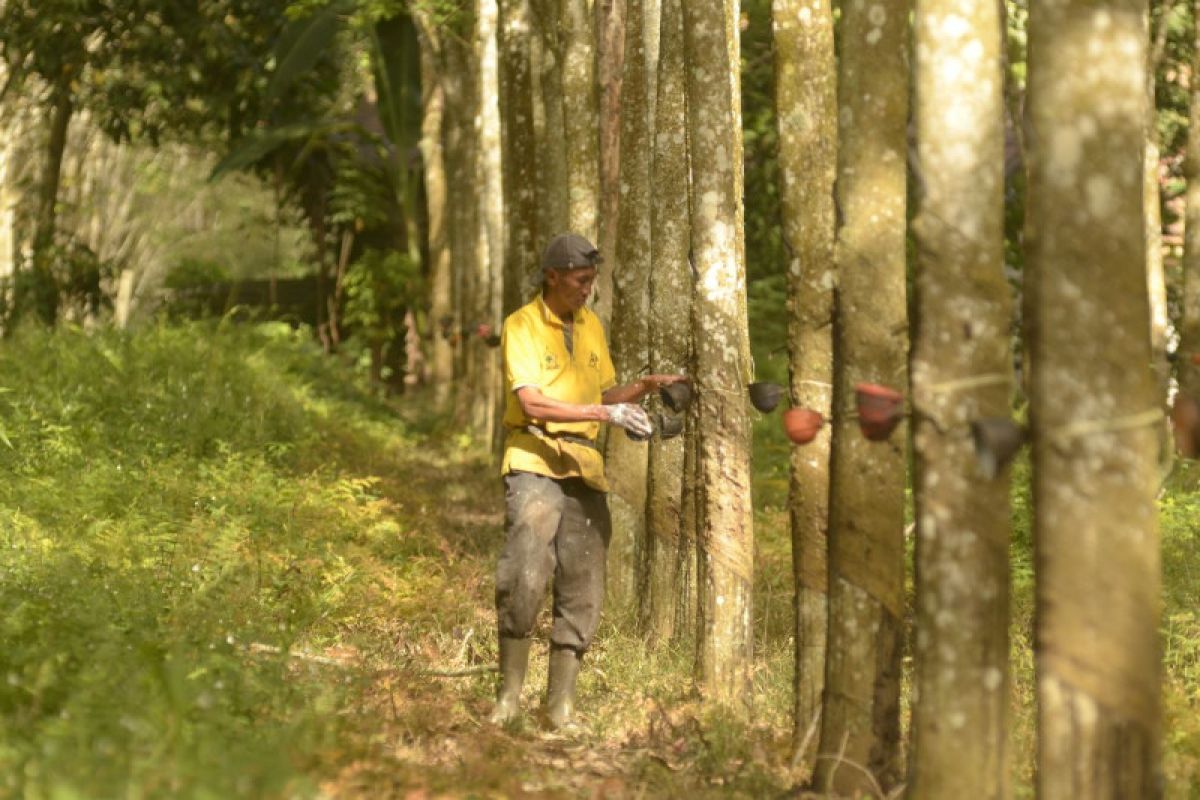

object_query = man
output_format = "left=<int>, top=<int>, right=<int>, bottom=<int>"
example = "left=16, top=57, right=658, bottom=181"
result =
left=491, top=232, right=687, bottom=730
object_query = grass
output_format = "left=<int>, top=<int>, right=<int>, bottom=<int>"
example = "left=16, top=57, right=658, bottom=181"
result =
left=0, top=322, right=1198, bottom=797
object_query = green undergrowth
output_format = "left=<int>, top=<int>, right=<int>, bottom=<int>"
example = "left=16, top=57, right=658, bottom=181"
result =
left=4, top=322, right=1200, bottom=797
left=1159, top=461, right=1200, bottom=796
left=0, top=321, right=489, bottom=798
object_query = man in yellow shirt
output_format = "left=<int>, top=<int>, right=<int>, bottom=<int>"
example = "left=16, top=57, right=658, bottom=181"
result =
left=491, top=233, right=687, bottom=731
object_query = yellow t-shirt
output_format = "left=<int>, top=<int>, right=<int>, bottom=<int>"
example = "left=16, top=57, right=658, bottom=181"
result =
left=501, top=294, right=617, bottom=492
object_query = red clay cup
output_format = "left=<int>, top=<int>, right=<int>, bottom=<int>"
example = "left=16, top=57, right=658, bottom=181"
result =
left=783, top=407, right=824, bottom=445
left=855, top=382, right=904, bottom=441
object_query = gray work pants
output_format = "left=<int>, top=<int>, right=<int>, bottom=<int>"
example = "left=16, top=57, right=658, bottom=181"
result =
left=495, top=471, right=612, bottom=652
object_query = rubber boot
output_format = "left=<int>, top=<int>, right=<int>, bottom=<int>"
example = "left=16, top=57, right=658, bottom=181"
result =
left=545, top=645, right=582, bottom=731
left=488, top=636, right=531, bottom=725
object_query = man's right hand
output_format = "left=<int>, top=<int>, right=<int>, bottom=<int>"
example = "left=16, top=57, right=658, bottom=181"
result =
left=606, top=403, right=653, bottom=439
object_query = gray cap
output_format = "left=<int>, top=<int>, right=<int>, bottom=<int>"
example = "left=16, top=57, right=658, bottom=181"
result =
left=542, top=233, right=603, bottom=270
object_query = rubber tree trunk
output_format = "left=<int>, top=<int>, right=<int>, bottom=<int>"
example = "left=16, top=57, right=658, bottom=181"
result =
left=682, top=0, right=754, bottom=712
left=443, top=32, right=482, bottom=418
left=596, top=0, right=626, bottom=329
left=30, top=86, right=74, bottom=323
left=605, top=0, right=656, bottom=616
left=770, top=0, right=836, bottom=758
left=814, top=1, right=910, bottom=794
left=417, top=21, right=455, bottom=406
left=531, top=0, right=571, bottom=245
left=478, top=0, right=505, bottom=451
left=1025, top=0, right=1163, bottom=796
left=560, top=0, right=602, bottom=315
left=1147, top=4, right=1171, bottom=404
left=726, top=0, right=751, bottom=383
left=642, top=0, right=691, bottom=643
left=1181, top=0, right=1200, bottom=397
left=499, top=0, right=540, bottom=317
left=907, top=1, right=1011, bottom=797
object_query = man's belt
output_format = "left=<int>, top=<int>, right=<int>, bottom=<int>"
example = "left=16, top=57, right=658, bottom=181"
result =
left=523, top=424, right=598, bottom=451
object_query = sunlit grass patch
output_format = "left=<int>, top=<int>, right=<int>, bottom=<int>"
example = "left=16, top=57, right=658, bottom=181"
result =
left=0, top=322, right=457, bottom=797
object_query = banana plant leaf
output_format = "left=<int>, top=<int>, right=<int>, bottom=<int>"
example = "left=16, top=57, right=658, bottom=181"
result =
left=209, top=120, right=350, bottom=181
left=266, top=6, right=342, bottom=105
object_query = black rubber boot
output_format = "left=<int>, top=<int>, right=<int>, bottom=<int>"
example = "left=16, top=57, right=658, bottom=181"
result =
left=488, top=636, right=531, bottom=725
left=545, top=645, right=583, bottom=731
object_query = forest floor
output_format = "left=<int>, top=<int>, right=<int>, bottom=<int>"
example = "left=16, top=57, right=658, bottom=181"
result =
left=1, top=323, right=1199, bottom=799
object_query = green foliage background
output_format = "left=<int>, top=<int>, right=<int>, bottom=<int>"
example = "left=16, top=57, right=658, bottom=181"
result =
left=0, top=324, right=414, bottom=796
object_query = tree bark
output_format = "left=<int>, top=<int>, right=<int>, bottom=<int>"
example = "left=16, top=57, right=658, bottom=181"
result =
left=499, top=0, right=540, bottom=317
left=560, top=0, right=603, bottom=316
left=531, top=0, right=571, bottom=245
left=643, top=0, right=691, bottom=643
left=1182, top=0, right=1200, bottom=396
left=1147, top=3, right=1171, bottom=403
left=770, top=0, right=836, bottom=758
left=478, top=0, right=505, bottom=449
left=595, top=0, right=626, bottom=328
left=605, top=0, right=656, bottom=616
left=682, top=0, right=754, bottom=711
left=29, top=85, right=74, bottom=323
left=907, top=1, right=1011, bottom=797
left=34, top=87, right=73, bottom=257
left=814, top=1, right=910, bottom=794
left=443, top=30, right=482, bottom=421
left=1025, top=1, right=1163, bottom=796
left=417, top=19, right=455, bottom=405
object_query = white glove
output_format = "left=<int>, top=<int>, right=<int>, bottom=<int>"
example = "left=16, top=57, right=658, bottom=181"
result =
left=607, top=403, right=654, bottom=439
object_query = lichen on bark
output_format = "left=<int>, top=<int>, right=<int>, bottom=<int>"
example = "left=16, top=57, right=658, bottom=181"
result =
left=1025, top=1, right=1163, bottom=795
left=908, top=1, right=1012, bottom=797
left=814, top=0, right=910, bottom=793
left=682, top=0, right=754, bottom=711
left=770, top=0, right=836, bottom=757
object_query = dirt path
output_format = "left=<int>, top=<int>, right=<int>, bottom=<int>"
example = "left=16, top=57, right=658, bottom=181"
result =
left=315, top=413, right=800, bottom=799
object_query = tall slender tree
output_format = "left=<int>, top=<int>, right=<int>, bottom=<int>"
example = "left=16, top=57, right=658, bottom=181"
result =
left=442, top=18, right=483, bottom=422
left=1182, top=0, right=1200, bottom=397
left=477, top=0, right=505, bottom=447
left=1025, top=0, right=1162, bottom=795
left=561, top=0, right=602, bottom=249
left=908, top=1, right=1011, bottom=797
left=815, top=1, right=910, bottom=793
left=416, top=19, right=454, bottom=404
left=499, top=0, right=539, bottom=317
left=606, top=0, right=658, bottom=614
left=1147, top=2, right=1172, bottom=402
left=595, top=0, right=626, bottom=328
left=770, top=0, right=837, bottom=757
left=682, top=0, right=754, bottom=710
left=531, top=0, right=571, bottom=241
left=643, top=0, right=691, bottom=643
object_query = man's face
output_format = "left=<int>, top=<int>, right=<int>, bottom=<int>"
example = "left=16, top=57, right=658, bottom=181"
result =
left=546, top=266, right=597, bottom=313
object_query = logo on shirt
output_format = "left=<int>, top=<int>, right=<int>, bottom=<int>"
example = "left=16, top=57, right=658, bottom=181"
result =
left=543, top=352, right=559, bottom=370
left=589, top=352, right=599, bottom=369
